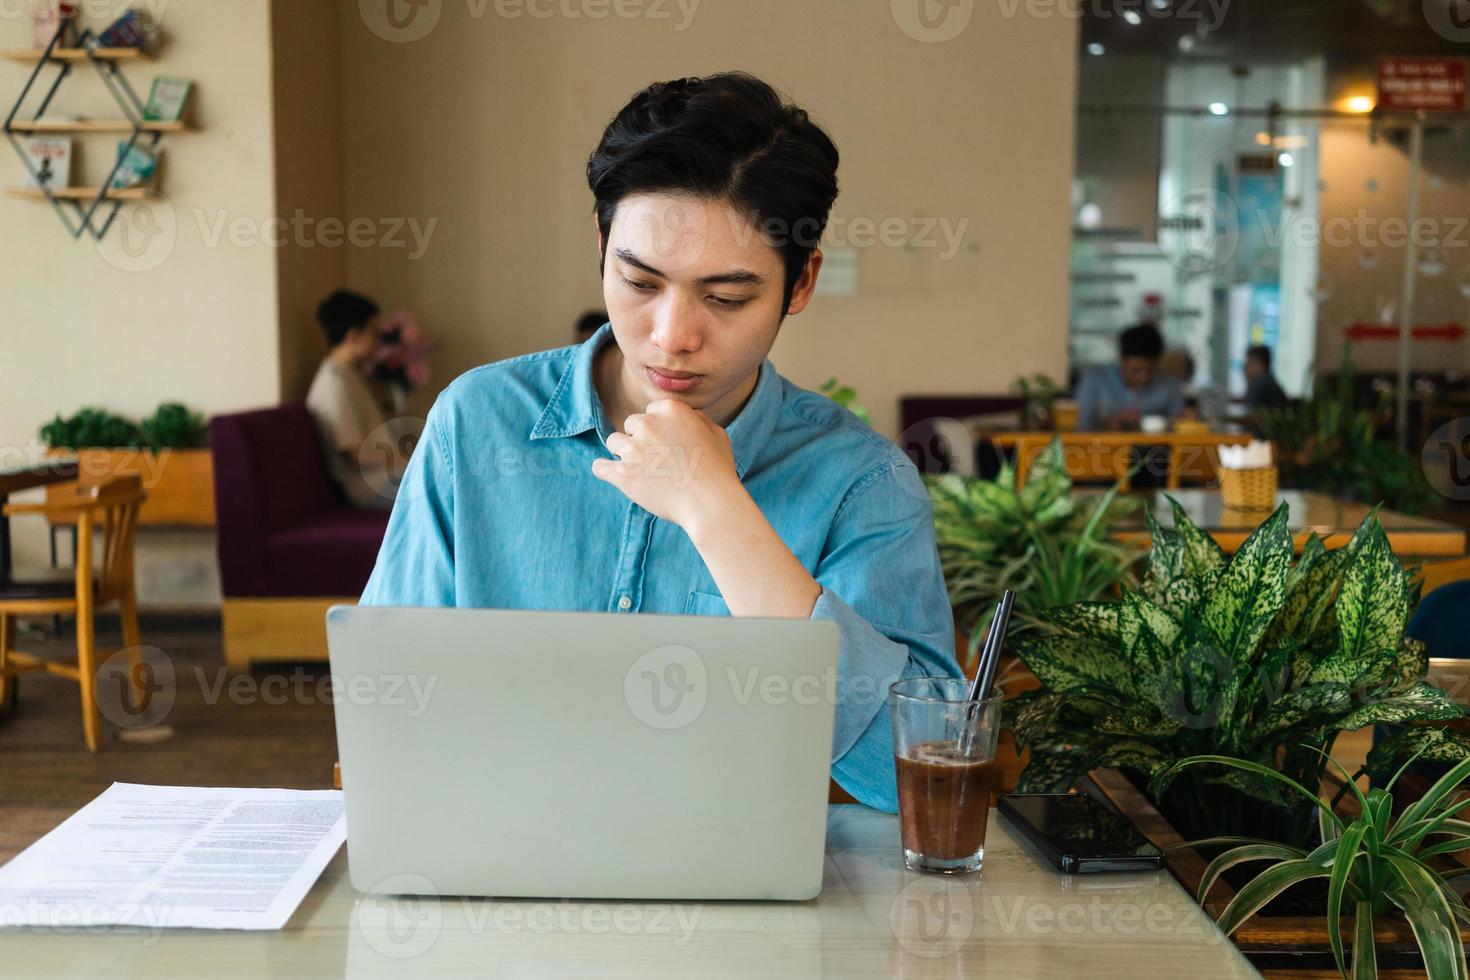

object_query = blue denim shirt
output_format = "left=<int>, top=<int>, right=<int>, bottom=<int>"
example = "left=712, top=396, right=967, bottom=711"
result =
left=1075, top=363, right=1185, bottom=431
left=360, top=325, right=960, bottom=810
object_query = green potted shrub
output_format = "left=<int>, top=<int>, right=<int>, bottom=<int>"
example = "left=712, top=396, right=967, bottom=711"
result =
left=1010, top=372, right=1062, bottom=430
left=926, top=438, right=1142, bottom=671
left=40, top=403, right=214, bottom=525
left=1009, top=499, right=1465, bottom=849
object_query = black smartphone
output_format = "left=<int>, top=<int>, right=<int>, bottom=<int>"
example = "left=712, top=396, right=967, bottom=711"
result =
left=998, top=793, right=1164, bottom=874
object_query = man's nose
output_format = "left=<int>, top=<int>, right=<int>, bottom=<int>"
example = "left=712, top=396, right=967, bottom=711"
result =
left=649, top=294, right=704, bottom=354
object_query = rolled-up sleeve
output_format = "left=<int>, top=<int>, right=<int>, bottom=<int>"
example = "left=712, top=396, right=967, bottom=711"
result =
left=360, top=398, right=456, bottom=608
left=811, top=460, right=960, bottom=812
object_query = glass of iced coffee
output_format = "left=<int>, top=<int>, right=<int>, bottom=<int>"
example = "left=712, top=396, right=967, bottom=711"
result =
left=889, top=676, right=1002, bottom=874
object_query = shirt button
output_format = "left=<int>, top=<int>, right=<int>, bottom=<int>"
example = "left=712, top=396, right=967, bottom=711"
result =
left=618, top=596, right=632, bottom=611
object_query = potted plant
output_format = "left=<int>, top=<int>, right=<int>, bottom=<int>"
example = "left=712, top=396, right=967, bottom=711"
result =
left=1009, top=499, right=1464, bottom=849
left=926, top=438, right=1142, bottom=672
left=40, top=402, right=214, bottom=525
left=1010, top=372, right=1062, bottom=430
left=1256, top=347, right=1437, bottom=515
left=1167, top=741, right=1470, bottom=978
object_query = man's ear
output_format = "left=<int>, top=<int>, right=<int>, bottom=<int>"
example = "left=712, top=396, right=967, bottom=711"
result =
left=785, top=248, right=824, bottom=316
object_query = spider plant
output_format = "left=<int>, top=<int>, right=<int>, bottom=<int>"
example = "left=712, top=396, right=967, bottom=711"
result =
left=1168, top=746, right=1470, bottom=979
left=926, top=438, right=1143, bottom=671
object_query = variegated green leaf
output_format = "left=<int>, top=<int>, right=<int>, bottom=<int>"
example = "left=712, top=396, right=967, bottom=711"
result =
left=1388, top=638, right=1429, bottom=693
left=1326, top=684, right=1466, bottom=734
left=1011, top=631, right=1138, bottom=700
left=1039, top=601, right=1121, bottom=641
left=1015, top=746, right=1092, bottom=793
left=1167, top=494, right=1227, bottom=585
left=1120, top=590, right=1182, bottom=658
left=1366, top=727, right=1470, bottom=782
left=1267, top=539, right=1353, bottom=651
left=1336, top=519, right=1411, bottom=667
left=1202, top=503, right=1292, bottom=669
left=1247, top=683, right=1353, bottom=746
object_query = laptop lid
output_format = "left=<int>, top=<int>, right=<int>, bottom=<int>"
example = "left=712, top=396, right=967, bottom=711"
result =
left=327, top=605, right=839, bottom=901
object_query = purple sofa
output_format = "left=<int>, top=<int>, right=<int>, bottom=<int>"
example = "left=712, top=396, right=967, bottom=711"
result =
left=211, top=405, right=390, bottom=669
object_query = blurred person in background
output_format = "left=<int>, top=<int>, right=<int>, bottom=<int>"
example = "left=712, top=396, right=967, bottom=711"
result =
left=1076, top=322, right=1184, bottom=431
left=1243, top=344, right=1290, bottom=415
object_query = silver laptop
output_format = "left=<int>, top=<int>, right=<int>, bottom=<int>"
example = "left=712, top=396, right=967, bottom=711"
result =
left=326, top=605, right=839, bottom=901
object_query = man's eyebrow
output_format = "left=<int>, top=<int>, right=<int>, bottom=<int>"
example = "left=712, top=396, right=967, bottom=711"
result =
left=614, top=247, right=767, bottom=287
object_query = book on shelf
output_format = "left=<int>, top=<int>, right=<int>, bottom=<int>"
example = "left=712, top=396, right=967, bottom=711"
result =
left=110, top=142, right=160, bottom=190
left=143, top=77, right=192, bottom=123
left=22, top=136, right=73, bottom=191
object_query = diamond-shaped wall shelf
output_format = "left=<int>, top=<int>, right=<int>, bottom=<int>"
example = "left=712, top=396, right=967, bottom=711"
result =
left=2, top=25, right=188, bottom=240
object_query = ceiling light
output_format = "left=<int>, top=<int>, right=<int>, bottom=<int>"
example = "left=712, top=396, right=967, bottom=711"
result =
left=1122, top=9, right=1142, bottom=24
left=1278, top=152, right=1294, bottom=167
left=1087, top=42, right=1105, bottom=55
left=1208, top=102, right=1229, bottom=116
left=1342, top=95, right=1375, bottom=114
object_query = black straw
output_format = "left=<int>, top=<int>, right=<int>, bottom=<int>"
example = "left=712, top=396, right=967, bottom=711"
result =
left=969, top=589, right=1014, bottom=704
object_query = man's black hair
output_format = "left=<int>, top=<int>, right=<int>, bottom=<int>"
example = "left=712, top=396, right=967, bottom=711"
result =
left=586, top=72, right=839, bottom=318
left=1246, top=344, right=1273, bottom=370
left=1119, top=322, right=1164, bottom=360
left=316, top=290, right=379, bottom=348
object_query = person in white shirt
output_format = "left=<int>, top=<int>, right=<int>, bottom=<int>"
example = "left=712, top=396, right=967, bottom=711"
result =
left=305, top=290, right=403, bottom=511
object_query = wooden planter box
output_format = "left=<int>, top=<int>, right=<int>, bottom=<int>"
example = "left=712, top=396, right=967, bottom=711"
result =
left=1086, top=767, right=1470, bottom=978
left=45, top=447, right=214, bottom=526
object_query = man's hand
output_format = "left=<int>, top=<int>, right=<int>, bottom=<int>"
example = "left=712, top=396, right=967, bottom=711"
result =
left=591, top=399, right=742, bottom=531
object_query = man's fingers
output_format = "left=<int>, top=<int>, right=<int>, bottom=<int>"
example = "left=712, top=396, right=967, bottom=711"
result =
left=606, top=431, right=632, bottom=456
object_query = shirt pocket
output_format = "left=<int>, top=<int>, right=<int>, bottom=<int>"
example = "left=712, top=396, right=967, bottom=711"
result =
left=684, top=590, right=731, bottom=617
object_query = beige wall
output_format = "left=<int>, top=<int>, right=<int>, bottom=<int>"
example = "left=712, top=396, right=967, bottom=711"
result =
left=0, top=0, right=279, bottom=601
left=271, top=0, right=346, bottom=402
left=1316, top=120, right=1470, bottom=377
left=338, top=0, right=1079, bottom=436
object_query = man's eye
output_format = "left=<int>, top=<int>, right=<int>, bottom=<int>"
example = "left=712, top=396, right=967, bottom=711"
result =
left=709, top=296, right=750, bottom=308
left=621, top=277, right=654, bottom=291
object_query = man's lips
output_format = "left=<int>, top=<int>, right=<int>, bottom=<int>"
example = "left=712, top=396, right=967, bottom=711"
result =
left=646, top=366, right=702, bottom=392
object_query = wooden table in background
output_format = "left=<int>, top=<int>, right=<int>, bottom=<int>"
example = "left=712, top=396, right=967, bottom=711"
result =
left=1115, top=489, right=1467, bottom=558
left=974, top=430, right=1252, bottom=491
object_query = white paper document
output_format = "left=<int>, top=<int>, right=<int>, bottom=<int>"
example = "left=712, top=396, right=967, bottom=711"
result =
left=0, top=783, right=346, bottom=931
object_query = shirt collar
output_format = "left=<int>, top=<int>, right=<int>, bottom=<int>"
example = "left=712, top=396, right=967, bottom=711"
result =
left=529, top=323, right=782, bottom=479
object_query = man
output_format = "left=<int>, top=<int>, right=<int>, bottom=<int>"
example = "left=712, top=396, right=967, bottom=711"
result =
left=360, top=73, right=960, bottom=811
left=1243, top=344, right=1290, bottom=414
left=1075, top=322, right=1184, bottom=431
left=306, top=290, right=402, bottom=511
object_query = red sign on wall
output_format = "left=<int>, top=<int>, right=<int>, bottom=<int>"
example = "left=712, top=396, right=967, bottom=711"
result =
left=1377, top=57, right=1469, bottom=112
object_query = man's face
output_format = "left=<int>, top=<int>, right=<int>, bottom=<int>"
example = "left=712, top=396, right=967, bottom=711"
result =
left=599, top=192, right=818, bottom=423
left=1121, top=356, right=1157, bottom=390
left=1244, top=357, right=1265, bottom=380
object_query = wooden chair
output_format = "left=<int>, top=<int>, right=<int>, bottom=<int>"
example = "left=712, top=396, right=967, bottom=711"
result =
left=0, top=475, right=148, bottom=751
